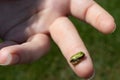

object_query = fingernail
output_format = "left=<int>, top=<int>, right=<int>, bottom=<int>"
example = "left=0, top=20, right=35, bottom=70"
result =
left=111, top=23, right=116, bottom=33
left=86, top=71, right=95, bottom=80
left=0, top=52, right=12, bottom=65
left=12, top=54, right=20, bottom=64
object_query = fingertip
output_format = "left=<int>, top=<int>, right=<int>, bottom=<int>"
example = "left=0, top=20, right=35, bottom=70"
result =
left=99, top=15, right=116, bottom=34
left=69, top=52, right=94, bottom=79
left=73, top=59, right=94, bottom=79
left=0, top=51, right=12, bottom=65
left=82, top=1, right=116, bottom=34
left=0, top=47, right=20, bottom=65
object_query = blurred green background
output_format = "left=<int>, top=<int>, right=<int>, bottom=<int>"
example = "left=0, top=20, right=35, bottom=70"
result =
left=0, top=0, right=120, bottom=80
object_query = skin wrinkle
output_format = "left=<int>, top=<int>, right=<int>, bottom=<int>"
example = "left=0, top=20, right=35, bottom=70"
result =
left=84, top=2, right=95, bottom=21
left=70, top=0, right=94, bottom=20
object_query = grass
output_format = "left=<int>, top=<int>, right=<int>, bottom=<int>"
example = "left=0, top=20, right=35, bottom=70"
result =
left=0, top=0, right=120, bottom=80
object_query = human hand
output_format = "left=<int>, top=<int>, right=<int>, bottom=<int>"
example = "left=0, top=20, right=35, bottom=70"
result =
left=0, top=0, right=116, bottom=79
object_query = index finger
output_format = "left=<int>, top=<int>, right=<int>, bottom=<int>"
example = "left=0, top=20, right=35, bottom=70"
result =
left=49, top=17, right=94, bottom=79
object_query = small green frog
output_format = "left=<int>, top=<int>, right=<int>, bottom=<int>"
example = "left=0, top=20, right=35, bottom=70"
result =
left=70, top=52, right=85, bottom=65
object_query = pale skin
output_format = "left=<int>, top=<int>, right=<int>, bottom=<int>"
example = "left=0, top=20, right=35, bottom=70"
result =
left=0, top=0, right=116, bottom=79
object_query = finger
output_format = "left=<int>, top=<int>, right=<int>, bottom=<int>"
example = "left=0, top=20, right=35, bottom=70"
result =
left=70, top=0, right=116, bottom=34
left=0, top=34, right=50, bottom=65
left=49, top=17, right=94, bottom=79
left=0, top=41, right=18, bottom=65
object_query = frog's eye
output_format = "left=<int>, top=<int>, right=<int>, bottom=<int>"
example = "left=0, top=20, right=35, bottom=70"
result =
left=70, top=52, right=85, bottom=65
